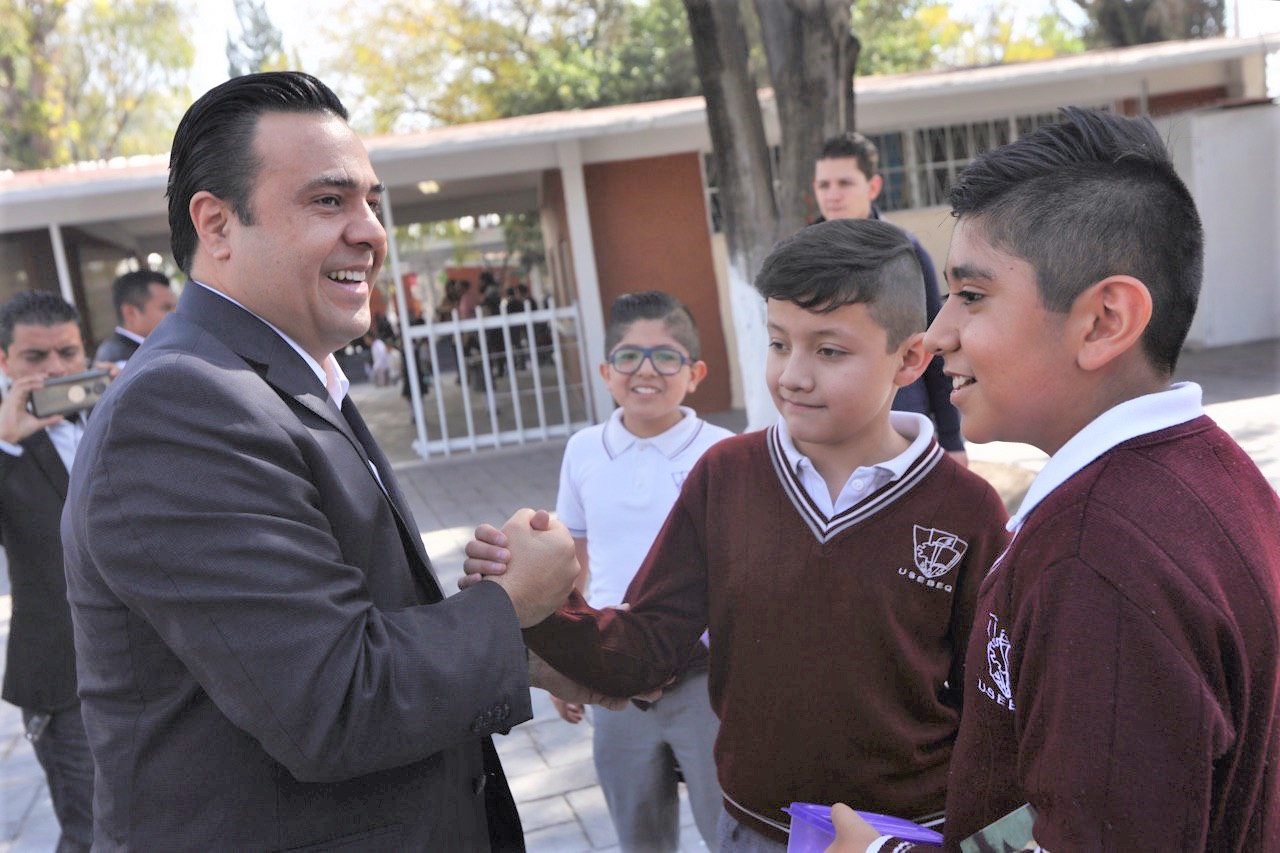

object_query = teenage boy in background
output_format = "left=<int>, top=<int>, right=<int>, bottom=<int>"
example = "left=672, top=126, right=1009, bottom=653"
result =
left=831, top=107, right=1280, bottom=852
left=813, top=133, right=966, bottom=465
left=466, top=219, right=1009, bottom=851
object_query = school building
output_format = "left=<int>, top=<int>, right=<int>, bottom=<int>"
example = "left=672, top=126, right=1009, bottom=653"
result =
left=1, top=34, right=1276, bottom=452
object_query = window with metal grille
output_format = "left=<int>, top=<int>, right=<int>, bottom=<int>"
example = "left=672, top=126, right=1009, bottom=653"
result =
left=700, top=107, right=1111, bottom=229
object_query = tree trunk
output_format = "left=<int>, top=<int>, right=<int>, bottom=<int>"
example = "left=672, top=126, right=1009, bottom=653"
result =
left=754, top=0, right=854, bottom=235
left=3, top=2, right=66, bottom=169
left=683, top=0, right=858, bottom=428
left=683, top=0, right=780, bottom=429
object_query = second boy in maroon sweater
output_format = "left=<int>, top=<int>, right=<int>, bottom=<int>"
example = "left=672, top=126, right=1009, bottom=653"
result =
left=469, top=220, right=1009, bottom=849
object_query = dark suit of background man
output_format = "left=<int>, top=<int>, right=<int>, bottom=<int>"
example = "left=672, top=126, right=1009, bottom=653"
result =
left=0, top=291, right=96, bottom=853
left=93, top=269, right=177, bottom=365
left=61, top=72, right=585, bottom=851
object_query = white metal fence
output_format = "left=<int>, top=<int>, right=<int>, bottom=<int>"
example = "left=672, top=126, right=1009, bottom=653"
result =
left=399, top=298, right=595, bottom=459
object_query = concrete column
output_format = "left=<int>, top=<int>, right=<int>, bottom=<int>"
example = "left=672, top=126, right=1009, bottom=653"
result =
left=555, top=139, right=610, bottom=423
left=48, top=223, right=76, bottom=307
left=381, top=193, right=432, bottom=459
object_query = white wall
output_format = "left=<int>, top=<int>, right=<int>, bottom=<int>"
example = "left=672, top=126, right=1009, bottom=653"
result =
left=1164, top=104, right=1280, bottom=348
left=889, top=105, right=1280, bottom=350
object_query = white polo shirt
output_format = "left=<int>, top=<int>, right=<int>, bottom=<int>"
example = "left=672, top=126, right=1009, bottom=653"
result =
left=773, top=411, right=936, bottom=518
left=557, top=406, right=734, bottom=609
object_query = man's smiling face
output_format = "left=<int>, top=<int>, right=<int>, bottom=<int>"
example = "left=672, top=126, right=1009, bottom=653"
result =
left=218, top=111, right=387, bottom=362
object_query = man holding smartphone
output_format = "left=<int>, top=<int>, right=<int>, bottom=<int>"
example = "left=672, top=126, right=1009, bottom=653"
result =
left=0, top=290, right=103, bottom=853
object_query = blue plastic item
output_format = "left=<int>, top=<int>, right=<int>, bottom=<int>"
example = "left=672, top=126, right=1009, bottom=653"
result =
left=783, top=802, right=944, bottom=851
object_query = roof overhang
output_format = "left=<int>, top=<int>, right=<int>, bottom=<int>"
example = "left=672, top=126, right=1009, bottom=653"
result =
left=2, top=33, right=1275, bottom=247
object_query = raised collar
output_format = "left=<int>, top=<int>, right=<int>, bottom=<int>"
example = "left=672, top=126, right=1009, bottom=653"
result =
left=766, top=411, right=943, bottom=544
left=773, top=410, right=936, bottom=483
left=601, top=406, right=707, bottom=460
left=1008, top=382, right=1205, bottom=533
left=113, top=326, right=146, bottom=346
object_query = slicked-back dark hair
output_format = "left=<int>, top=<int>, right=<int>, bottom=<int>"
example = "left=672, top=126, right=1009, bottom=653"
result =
left=604, top=291, right=701, bottom=360
left=949, top=106, right=1202, bottom=373
left=817, top=132, right=879, bottom=179
left=754, top=218, right=925, bottom=350
left=0, top=291, right=80, bottom=352
left=111, top=270, right=171, bottom=321
left=167, top=71, right=349, bottom=274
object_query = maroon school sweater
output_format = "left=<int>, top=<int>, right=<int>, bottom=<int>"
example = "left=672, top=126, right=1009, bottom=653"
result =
left=943, top=417, right=1280, bottom=851
left=526, top=428, right=1009, bottom=842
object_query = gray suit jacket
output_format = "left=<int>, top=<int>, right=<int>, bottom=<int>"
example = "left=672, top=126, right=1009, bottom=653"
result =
left=62, top=283, right=531, bottom=851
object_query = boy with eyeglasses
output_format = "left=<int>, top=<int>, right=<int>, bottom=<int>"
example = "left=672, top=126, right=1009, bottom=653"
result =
left=466, top=221, right=1010, bottom=850
left=550, top=290, right=731, bottom=851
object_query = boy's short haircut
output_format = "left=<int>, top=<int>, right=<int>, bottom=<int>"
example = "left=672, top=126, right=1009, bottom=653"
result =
left=817, top=132, right=879, bottom=179
left=754, top=218, right=925, bottom=350
left=0, top=290, right=80, bottom=351
left=948, top=106, right=1203, bottom=374
left=604, top=291, right=701, bottom=360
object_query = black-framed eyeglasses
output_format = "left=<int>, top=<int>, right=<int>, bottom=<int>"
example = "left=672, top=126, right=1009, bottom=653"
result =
left=606, top=345, right=692, bottom=376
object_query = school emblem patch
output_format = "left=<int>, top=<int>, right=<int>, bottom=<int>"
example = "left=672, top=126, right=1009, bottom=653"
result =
left=986, top=613, right=1013, bottom=701
left=912, top=525, right=968, bottom=578
left=976, top=613, right=1016, bottom=711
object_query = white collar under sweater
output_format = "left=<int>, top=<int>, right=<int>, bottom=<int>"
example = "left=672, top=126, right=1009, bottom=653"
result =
left=601, top=406, right=710, bottom=460
left=1008, top=382, right=1205, bottom=534
left=769, top=411, right=943, bottom=544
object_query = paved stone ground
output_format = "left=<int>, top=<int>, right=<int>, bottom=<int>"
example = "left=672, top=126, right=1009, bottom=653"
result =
left=1, top=338, right=1276, bottom=851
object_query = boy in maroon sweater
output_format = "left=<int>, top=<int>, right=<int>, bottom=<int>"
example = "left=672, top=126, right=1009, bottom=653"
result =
left=466, top=219, right=1009, bottom=849
left=831, top=108, right=1280, bottom=851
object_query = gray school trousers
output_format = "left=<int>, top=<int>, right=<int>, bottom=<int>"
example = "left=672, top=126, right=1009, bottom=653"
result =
left=591, top=668, right=721, bottom=852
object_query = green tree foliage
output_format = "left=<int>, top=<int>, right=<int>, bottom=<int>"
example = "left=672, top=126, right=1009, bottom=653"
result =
left=1070, top=0, right=1224, bottom=47
left=495, top=0, right=700, bottom=117
left=227, top=0, right=285, bottom=78
left=327, top=0, right=700, bottom=133
left=1, top=0, right=71, bottom=169
left=852, top=0, right=937, bottom=74
left=326, top=0, right=1086, bottom=135
left=855, top=0, right=1084, bottom=74
left=0, top=0, right=194, bottom=170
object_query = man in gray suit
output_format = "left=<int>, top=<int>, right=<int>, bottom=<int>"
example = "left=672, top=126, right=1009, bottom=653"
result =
left=62, top=72, right=597, bottom=851
left=93, top=270, right=177, bottom=366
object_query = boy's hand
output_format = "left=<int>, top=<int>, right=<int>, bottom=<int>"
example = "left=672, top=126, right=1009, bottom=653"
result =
left=483, top=509, right=577, bottom=628
left=529, top=650, right=629, bottom=711
left=825, top=803, right=881, bottom=852
left=459, top=509, right=553, bottom=589
left=550, top=696, right=585, bottom=724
